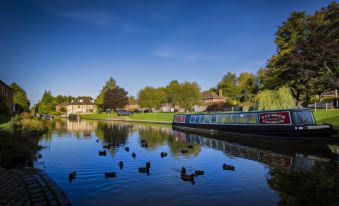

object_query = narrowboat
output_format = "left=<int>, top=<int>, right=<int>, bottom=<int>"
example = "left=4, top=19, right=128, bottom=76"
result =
left=172, top=109, right=337, bottom=139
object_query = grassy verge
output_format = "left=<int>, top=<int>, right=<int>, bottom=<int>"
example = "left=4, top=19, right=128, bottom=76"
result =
left=128, top=112, right=175, bottom=122
left=0, top=117, right=48, bottom=168
left=313, top=109, right=339, bottom=128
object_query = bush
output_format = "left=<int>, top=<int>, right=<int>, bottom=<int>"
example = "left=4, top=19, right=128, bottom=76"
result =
left=0, top=96, right=11, bottom=117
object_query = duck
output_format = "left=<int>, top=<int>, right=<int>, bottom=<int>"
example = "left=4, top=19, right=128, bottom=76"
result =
left=132, top=152, right=136, bottom=159
left=99, top=150, right=107, bottom=156
left=138, top=167, right=149, bottom=173
left=195, top=170, right=204, bottom=176
left=141, top=139, right=147, bottom=144
left=181, top=167, right=187, bottom=175
left=160, top=152, right=168, bottom=158
left=125, top=147, right=130, bottom=152
left=96, top=139, right=99, bottom=143
left=105, top=172, right=116, bottom=178
left=119, top=161, right=123, bottom=169
left=181, top=174, right=195, bottom=182
left=223, top=164, right=235, bottom=171
left=141, top=142, right=148, bottom=147
left=187, top=145, right=194, bottom=149
left=68, top=171, right=76, bottom=180
left=146, top=161, right=151, bottom=169
left=180, top=149, right=188, bottom=154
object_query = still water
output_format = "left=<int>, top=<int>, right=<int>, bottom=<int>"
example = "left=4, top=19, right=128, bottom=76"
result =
left=35, top=119, right=339, bottom=206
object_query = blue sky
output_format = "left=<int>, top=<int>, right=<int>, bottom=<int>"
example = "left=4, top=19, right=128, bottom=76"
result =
left=0, top=0, right=334, bottom=104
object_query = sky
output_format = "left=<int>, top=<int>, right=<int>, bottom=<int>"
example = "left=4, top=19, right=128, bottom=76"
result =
left=0, top=0, right=334, bottom=104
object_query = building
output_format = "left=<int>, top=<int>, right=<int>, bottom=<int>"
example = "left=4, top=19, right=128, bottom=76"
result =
left=56, top=102, right=68, bottom=113
left=124, top=102, right=140, bottom=112
left=159, top=103, right=185, bottom=113
left=193, top=90, right=227, bottom=112
left=66, top=97, right=97, bottom=116
left=0, top=80, right=14, bottom=113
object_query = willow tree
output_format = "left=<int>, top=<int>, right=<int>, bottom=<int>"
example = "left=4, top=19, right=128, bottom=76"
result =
left=255, top=87, right=297, bottom=110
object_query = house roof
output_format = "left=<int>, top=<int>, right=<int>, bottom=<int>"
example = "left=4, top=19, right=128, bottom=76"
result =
left=201, top=91, right=226, bottom=100
left=69, top=97, right=95, bottom=105
left=321, top=90, right=338, bottom=98
left=0, top=80, right=13, bottom=91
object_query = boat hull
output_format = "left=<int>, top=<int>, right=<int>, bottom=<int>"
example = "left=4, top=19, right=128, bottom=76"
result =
left=172, top=123, right=337, bottom=139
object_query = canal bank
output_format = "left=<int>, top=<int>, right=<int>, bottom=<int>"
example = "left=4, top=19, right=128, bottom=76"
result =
left=81, top=117, right=171, bottom=125
left=0, top=167, right=71, bottom=205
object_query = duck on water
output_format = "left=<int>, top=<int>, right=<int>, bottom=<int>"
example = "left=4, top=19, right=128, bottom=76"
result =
left=172, top=109, right=337, bottom=140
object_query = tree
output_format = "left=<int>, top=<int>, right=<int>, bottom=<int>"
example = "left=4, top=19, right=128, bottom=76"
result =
left=37, top=90, right=54, bottom=114
left=166, top=80, right=181, bottom=105
left=0, top=96, right=11, bottom=119
left=264, top=2, right=339, bottom=104
left=216, top=72, right=239, bottom=100
left=10, top=83, right=30, bottom=112
left=95, top=77, right=117, bottom=111
left=103, top=86, right=128, bottom=110
left=138, top=87, right=167, bottom=108
left=174, top=81, right=201, bottom=110
left=238, top=72, right=258, bottom=102
left=255, top=87, right=297, bottom=110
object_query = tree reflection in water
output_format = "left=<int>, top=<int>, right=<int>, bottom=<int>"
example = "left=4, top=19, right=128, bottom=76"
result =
left=267, top=161, right=339, bottom=206
left=96, top=122, right=131, bottom=150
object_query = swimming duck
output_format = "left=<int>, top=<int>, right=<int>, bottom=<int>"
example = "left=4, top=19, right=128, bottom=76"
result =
left=125, top=147, right=129, bottom=152
left=119, top=161, right=124, bottom=169
left=68, top=171, right=76, bottom=180
left=181, top=167, right=187, bottom=174
left=195, top=170, right=204, bottom=176
left=141, top=142, right=148, bottom=147
left=141, top=139, right=147, bottom=144
left=146, top=161, right=151, bottom=169
left=180, top=149, right=188, bottom=154
left=181, top=174, right=195, bottom=182
left=223, top=164, right=235, bottom=171
left=105, top=172, right=116, bottom=178
left=132, top=152, right=136, bottom=159
left=187, top=145, right=194, bottom=149
left=160, top=152, right=168, bottom=158
left=96, top=139, right=99, bottom=143
left=99, top=150, right=107, bottom=156
left=138, top=167, right=149, bottom=173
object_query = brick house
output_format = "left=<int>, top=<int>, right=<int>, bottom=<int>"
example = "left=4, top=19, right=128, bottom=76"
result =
left=0, top=80, right=14, bottom=113
left=193, top=90, right=227, bottom=112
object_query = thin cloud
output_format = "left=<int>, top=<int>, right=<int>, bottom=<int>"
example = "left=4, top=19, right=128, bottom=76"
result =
left=154, top=47, right=176, bottom=58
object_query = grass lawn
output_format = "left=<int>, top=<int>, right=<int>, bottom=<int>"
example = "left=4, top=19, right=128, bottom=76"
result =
left=81, top=113, right=124, bottom=119
left=81, top=110, right=339, bottom=127
left=128, top=112, right=175, bottom=122
left=313, top=109, right=339, bottom=128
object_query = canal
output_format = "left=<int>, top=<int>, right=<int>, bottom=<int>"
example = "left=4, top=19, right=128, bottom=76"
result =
left=34, top=119, right=339, bottom=206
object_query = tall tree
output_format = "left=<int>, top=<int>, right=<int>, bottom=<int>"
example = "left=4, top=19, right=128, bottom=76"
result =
left=138, top=87, right=167, bottom=108
left=103, top=86, right=128, bottom=111
left=175, top=81, right=201, bottom=110
left=10, top=83, right=30, bottom=112
left=38, top=90, right=54, bottom=114
left=216, top=72, right=239, bottom=100
left=95, top=77, right=117, bottom=110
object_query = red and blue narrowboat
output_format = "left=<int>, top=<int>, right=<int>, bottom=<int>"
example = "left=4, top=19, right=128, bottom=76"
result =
left=172, top=109, right=337, bottom=139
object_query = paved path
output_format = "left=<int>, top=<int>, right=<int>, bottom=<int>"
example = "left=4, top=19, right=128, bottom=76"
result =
left=0, top=167, right=71, bottom=206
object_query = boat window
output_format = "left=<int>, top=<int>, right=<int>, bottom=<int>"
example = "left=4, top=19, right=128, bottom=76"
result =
left=199, top=115, right=205, bottom=123
left=303, top=111, right=315, bottom=124
left=247, top=113, right=258, bottom=124
left=239, top=114, right=247, bottom=124
left=205, top=115, right=211, bottom=124
left=195, top=115, right=200, bottom=123
left=224, top=114, right=232, bottom=124
left=293, top=111, right=315, bottom=125
left=232, top=114, right=240, bottom=124
left=211, top=115, right=217, bottom=124
left=216, top=115, right=223, bottom=124
left=190, top=115, right=196, bottom=123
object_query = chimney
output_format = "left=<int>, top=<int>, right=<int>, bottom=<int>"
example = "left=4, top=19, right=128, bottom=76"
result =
left=218, top=89, right=223, bottom=97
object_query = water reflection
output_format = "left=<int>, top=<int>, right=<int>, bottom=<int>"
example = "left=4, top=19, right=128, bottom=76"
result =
left=36, top=119, right=339, bottom=206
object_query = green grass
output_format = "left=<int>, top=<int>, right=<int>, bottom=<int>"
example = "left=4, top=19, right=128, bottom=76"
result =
left=81, top=110, right=339, bottom=127
left=313, top=109, right=339, bottom=128
left=128, top=112, right=175, bottom=122
left=81, top=113, right=122, bottom=119
left=0, top=121, right=11, bottom=130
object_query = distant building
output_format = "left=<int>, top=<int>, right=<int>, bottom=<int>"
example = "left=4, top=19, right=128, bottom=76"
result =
left=193, top=90, right=227, bottom=112
left=56, top=102, right=68, bottom=113
left=0, top=80, right=14, bottom=113
left=159, top=103, right=185, bottom=113
left=66, top=97, right=97, bottom=116
left=124, top=101, right=140, bottom=112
